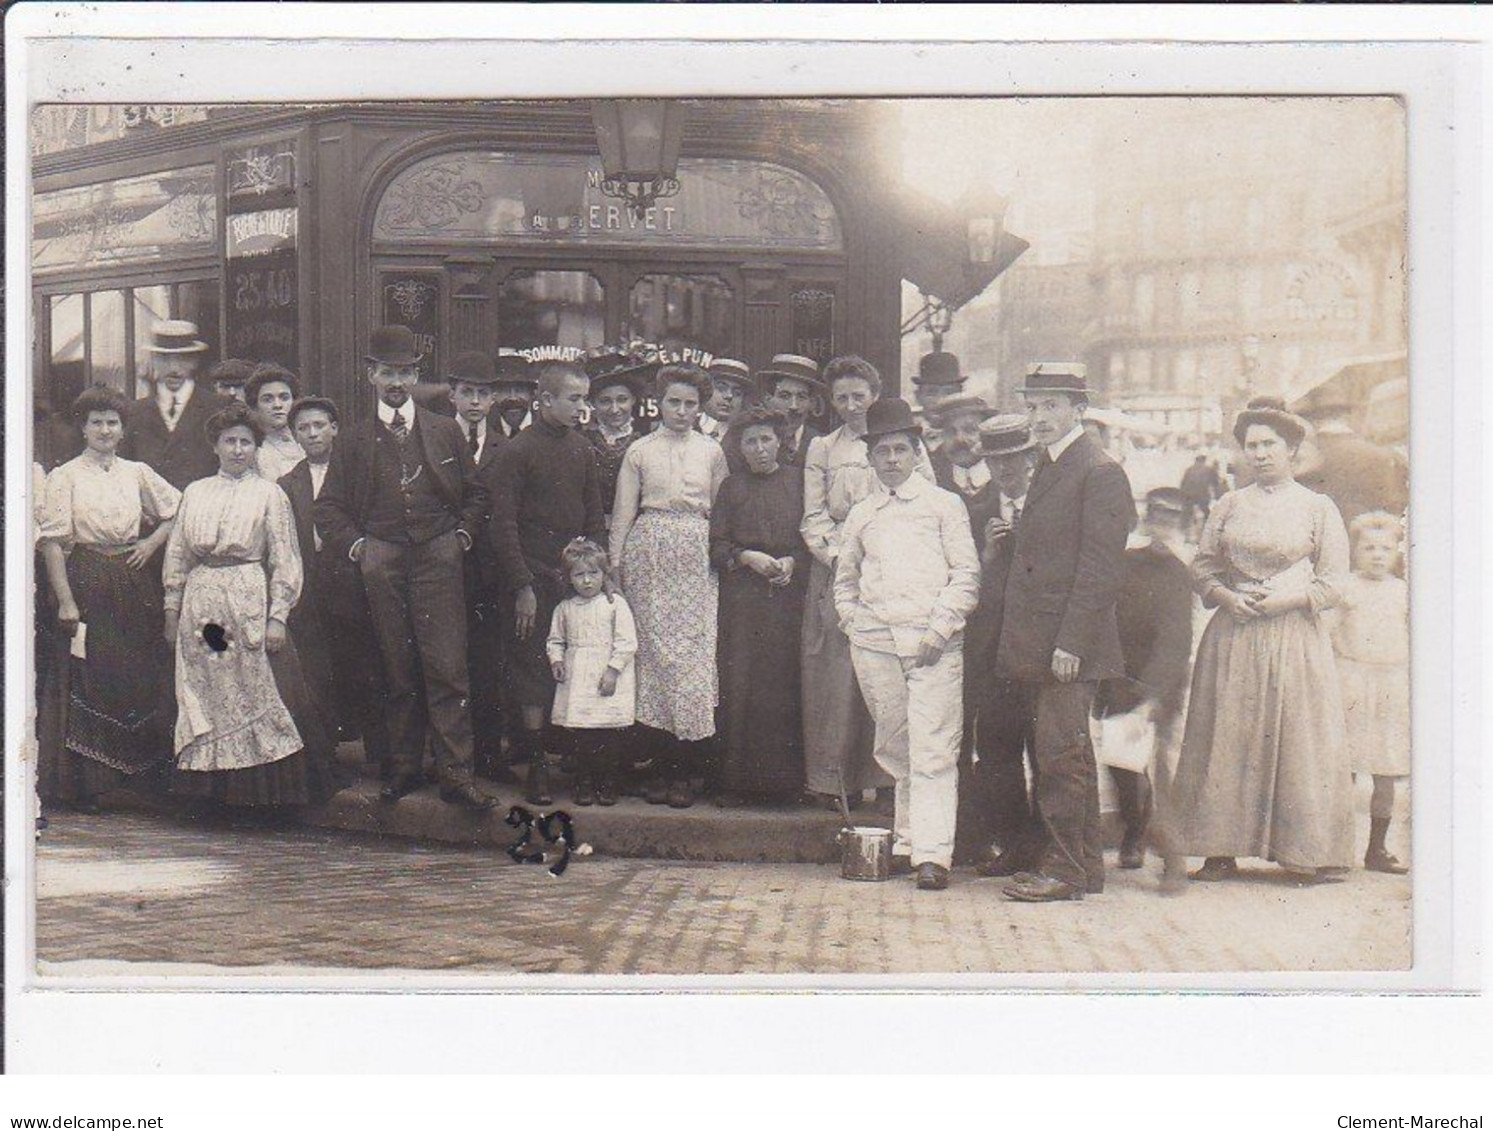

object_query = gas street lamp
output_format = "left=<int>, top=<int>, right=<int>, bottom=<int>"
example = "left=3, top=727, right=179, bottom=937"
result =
left=591, top=99, right=685, bottom=220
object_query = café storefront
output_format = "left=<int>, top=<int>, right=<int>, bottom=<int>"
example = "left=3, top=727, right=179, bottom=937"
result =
left=31, top=99, right=1008, bottom=441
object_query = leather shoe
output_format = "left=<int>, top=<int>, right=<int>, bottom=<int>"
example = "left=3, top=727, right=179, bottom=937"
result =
left=1003, top=873, right=1084, bottom=902
left=666, top=780, right=695, bottom=809
left=1364, top=849, right=1409, bottom=875
left=976, top=848, right=1032, bottom=878
left=915, top=862, right=950, bottom=891
left=889, top=854, right=913, bottom=877
left=1118, top=839, right=1144, bottom=870
left=439, top=781, right=500, bottom=811
left=379, top=775, right=423, bottom=803
left=525, top=762, right=554, bottom=807
left=1190, top=856, right=1239, bottom=882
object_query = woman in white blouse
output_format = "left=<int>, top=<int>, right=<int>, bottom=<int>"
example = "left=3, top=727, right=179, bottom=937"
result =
left=610, top=364, right=729, bottom=808
left=162, top=402, right=334, bottom=808
left=800, top=356, right=935, bottom=809
left=37, top=386, right=181, bottom=810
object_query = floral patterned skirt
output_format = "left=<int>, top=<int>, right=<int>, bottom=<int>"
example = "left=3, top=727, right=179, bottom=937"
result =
left=621, top=510, right=718, bottom=741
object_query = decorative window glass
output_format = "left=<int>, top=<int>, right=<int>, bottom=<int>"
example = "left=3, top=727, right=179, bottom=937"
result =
left=374, top=154, right=842, bottom=252
left=32, top=165, right=217, bottom=272
left=624, top=274, right=735, bottom=357
left=498, top=270, right=606, bottom=353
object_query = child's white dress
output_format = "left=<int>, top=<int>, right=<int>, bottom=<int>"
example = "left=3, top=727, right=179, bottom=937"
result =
left=546, top=593, right=638, bottom=729
left=1331, top=573, right=1410, bottom=777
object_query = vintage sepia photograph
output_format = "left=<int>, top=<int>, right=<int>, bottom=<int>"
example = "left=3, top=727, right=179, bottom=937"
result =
left=24, top=91, right=1413, bottom=980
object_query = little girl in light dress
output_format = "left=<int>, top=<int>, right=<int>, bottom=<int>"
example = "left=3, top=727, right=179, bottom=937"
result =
left=1331, top=512, right=1410, bottom=875
left=546, top=538, right=638, bottom=807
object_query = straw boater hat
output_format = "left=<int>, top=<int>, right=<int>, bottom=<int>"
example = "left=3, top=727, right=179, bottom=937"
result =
left=147, top=320, right=210, bottom=355
left=584, top=348, right=656, bottom=398
left=495, top=349, right=539, bottom=388
left=446, top=350, right=499, bottom=386
left=925, top=393, right=995, bottom=426
left=707, top=358, right=754, bottom=391
left=978, top=413, right=1040, bottom=457
left=755, top=353, right=826, bottom=398
left=860, top=397, right=922, bottom=444
left=1144, top=487, right=1192, bottom=517
left=365, top=325, right=423, bottom=366
left=1021, top=361, right=1089, bottom=398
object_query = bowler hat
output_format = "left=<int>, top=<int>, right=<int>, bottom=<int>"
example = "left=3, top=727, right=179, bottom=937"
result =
left=925, top=393, right=994, bottom=425
left=756, top=353, right=826, bottom=397
left=1021, top=361, right=1089, bottom=398
left=914, top=350, right=965, bottom=389
left=495, top=349, right=538, bottom=387
left=1145, top=487, right=1192, bottom=516
left=979, top=413, right=1038, bottom=457
left=860, top=397, right=922, bottom=444
left=447, top=349, right=499, bottom=386
left=365, top=325, right=423, bottom=367
left=147, top=320, right=209, bottom=355
left=584, top=349, right=656, bottom=398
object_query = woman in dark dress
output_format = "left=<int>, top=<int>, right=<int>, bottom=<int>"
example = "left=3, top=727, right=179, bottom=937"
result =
left=37, top=386, right=181, bottom=810
left=709, top=406, right=810, bottom=806
left=582, top=350, right=656, bottom=522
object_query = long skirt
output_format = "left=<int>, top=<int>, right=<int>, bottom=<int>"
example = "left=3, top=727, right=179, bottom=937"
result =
left=1339, top=657, right=1410, bottom=777
left=172, top=561, right=335, bottom=807
left=1173, top=606, right=1355, bottom=871
left=717, top=568, right=806, bottom=796
left=36, top=547, right=175, bottom=805
left=620, top=510, right=718, bottom=742
left=800, top=557, right=890, bottom=795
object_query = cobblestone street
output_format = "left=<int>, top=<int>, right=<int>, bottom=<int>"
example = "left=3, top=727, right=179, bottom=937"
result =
left=32, top=812, right=1412, bottom=977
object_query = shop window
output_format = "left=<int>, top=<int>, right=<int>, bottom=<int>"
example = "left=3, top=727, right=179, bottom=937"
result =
left=790, top=285, right=836, bottom=367
left=132, top=285, right=173, bottom=383
left=90, top=291, right=128, bottom=393
left=497, top=270, right=605, bottom=352
left=49, top=294, right=86, bottom=406
left=32, top=164, right=217, bottom=273
left=624, top=274, right=734, bottom=357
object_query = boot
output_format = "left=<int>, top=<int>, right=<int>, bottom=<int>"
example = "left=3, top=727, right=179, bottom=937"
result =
left=573, top=775, right=595, bottom=807
left=595, top=773, right=619, bottom=807
left=525, top=759, right=554, bottom=807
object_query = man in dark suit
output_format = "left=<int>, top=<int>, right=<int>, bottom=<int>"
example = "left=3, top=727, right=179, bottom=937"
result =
left=911, top=350, right=968, bottom=454
left=756, top=354, right=824, bottom=468
left=120, top=320, right=232, bottom=490
left=926, top=394, right=1002, bottom=554
left=960, top=415, right=1042, bottom=870
left=1296, top=394, right=1409, bottom=524
left=446, top=349, right=510, bottom=781
left=314, top=325, right=497, bottom=810
left=280, top=395, right=392, bottom=780
left=995, top=363, right=1136, bottom=902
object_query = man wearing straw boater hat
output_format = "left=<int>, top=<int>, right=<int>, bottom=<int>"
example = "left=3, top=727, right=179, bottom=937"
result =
left=833, top=397, right=981, bottom=892
left=991, top=362, right=1136, bottom=902
left=121, top=320, right=232, bottom=490
left=756, top=354, right=825, bottom=468
left=700, top=357, right=754, bottom=441
left=314, top=325, right=497, bottom=811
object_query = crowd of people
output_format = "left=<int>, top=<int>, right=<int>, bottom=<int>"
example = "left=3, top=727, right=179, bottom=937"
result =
left=32, top=317, right=1412, bottom=900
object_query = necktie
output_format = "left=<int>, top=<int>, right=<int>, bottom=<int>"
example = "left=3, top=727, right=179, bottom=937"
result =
left=389, top=412, right=408, bottom=444
left=468, top=421, right=480, bottom=456
left=1010, top=503, right=1022, bottom=525
left=167, top=395, right=181, bottom=428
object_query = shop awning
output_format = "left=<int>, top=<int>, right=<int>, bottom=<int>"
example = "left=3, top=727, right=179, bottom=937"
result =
left=1289, top=352, right=1406, bottom=415
left=893, top=188, right=1029, bottom=312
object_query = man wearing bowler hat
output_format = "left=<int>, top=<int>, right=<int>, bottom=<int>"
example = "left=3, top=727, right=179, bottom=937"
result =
left=493, top=350, right=539, bottom=440
left=121, top=320, right=232, bottom=490
left=314, top=325, right=497, bottom=810
left=911, top=350, right=969, bottom=453
left=1295, top=388, right=1408, bottom=525
left=995, top=362, right=1136, bottom=902
left=957, top=413, right=1043, bottom=866
left=834, top=398, right=981, bottom=891
left=925, top=393, right=1001, bottom=551
left=756, top=354, right=825, bottom=468
left=447, top=349, right=512, bottom=780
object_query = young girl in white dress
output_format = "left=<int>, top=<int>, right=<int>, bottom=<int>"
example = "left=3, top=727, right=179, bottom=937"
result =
left=1331, top=512, right=1411, bottom=874
left=546, top=538, right=638, bottom=807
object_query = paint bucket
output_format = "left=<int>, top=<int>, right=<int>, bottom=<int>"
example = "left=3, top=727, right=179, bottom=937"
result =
left=837, top=825, right=893, bottom=881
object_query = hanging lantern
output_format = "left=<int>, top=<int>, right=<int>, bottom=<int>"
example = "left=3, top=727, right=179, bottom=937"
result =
left=591, top=100, right=685, bottom=220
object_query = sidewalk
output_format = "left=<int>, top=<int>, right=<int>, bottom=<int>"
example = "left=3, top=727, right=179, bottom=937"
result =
left=34, top=811, right=1413, bottom=977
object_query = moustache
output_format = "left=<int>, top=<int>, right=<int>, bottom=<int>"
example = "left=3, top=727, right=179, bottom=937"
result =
left=498, top=398, right=532, bottom=414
